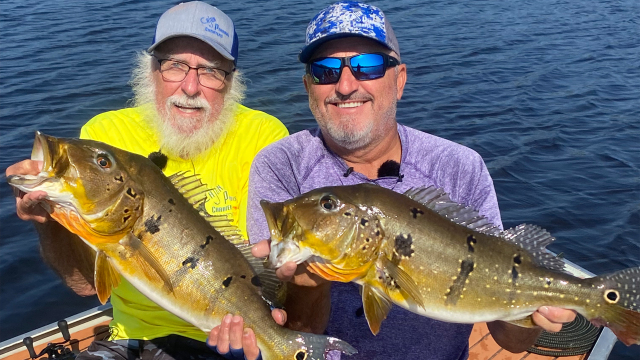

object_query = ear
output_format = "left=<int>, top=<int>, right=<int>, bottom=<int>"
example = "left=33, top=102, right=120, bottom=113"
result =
left=303, top=74, right=311, bottom=94
left=395, top=64, right=407, bottom=100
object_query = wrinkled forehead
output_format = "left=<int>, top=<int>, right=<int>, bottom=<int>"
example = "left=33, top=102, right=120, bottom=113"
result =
left=153, top=36, right=230, bottom=66
left=311, top=37, right=394, bottom=60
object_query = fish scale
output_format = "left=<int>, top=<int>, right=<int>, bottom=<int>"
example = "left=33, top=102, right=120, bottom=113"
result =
left=262, top=183, right=640, bottom=346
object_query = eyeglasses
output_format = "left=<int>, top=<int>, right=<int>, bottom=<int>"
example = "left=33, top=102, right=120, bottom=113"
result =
left=155, top=57, right=234, bottom=90
left=306, top=53, right=400, bottom=85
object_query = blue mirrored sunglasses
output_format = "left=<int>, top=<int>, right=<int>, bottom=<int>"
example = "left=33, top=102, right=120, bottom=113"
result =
left=306, top=53, right=401, bottom=85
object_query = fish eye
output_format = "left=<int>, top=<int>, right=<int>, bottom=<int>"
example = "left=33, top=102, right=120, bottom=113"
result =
left=96, top=154, right=112, bottom=169
left=320, top=195, right=338, bottom=211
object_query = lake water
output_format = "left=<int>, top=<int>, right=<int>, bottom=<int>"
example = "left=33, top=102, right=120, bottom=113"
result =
left=0, top=0, right=638, bottom=358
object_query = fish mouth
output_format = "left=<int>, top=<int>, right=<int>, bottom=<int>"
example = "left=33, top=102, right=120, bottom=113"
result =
left=7, top=132, right=74, bottom=210
left=7, top=131, right=54, bottom=189
left=260, top=200, right=314, bottom=268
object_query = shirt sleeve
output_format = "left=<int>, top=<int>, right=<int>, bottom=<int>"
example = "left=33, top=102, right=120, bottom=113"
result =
left=246, top=143, right=302, bottom=244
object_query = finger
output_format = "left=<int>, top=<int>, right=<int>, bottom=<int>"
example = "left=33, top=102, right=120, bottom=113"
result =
left=207, top=327, right=221, bottom=348
left=538, top=306, right=577, bottom=323
left=532, top=311, right=562, bottom=332
left=229, top=315, right=244, bottom=351
left=217, top=314, right=233, bottom=354
left=275, top=261, right=298, bottom=281
left=242, top=328, right=260, bottom=360
left=251, top=240, right=271, bottom=258
left=271, top=308, right=287, bottom=326
left=6, top=160, right=42, bottom=177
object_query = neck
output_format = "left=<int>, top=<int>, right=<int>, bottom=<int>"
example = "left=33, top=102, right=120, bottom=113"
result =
left=325, top=127, right=402, bottom=179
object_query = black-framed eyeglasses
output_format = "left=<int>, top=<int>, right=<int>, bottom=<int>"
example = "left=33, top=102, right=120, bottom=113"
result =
left=306, top=52, right=401, bottom=85
left=155, top=57, right=234, bottom=90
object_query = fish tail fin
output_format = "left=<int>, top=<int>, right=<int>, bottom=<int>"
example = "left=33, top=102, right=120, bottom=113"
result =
left=588, top=267, right=640, bottom=346
left=293, top=332, right=357, bottom=359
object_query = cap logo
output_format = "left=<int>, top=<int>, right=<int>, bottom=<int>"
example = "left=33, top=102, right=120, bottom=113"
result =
left=201, top=16, right=230, bottom=39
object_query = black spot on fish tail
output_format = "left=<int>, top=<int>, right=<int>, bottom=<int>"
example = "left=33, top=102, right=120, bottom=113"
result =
left=360, top=218, right=369, bottom=227
left=410, top=207, right=424, bottom=219
left=222, top=276, right=233, bottom=288
left=182, top=257, right=198, bottom=269
left=126, top=188, right=137, bottom=199
left=168, top=198, right=175, bottom=205
left=394, top=234, right=414, bottom=258
left=148, top=151, right=168, bottom=170
left=445, top=260, right=474, bottom=306
left=114, top=175, right=124, bottom=182
left=251, top=275, right=262, bottom=287
left=467, top=235, right=477, bottom=253
left=344, top=212, right=352, bottom=217
left=200, top=235, right=213, bottom=249
left=295, top=351, right=307, bottom=360
left=144, top=215, right=162, bottom=234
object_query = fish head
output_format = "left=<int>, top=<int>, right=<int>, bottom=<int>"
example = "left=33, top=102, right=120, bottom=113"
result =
left=8, top=132, right=145, bottom=244
left=261, top=186, right=385, bottom=281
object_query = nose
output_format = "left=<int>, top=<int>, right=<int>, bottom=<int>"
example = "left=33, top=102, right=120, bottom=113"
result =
left=335, top=65, right=359, bottom=96
left=180, top=68, right=201, bottom=96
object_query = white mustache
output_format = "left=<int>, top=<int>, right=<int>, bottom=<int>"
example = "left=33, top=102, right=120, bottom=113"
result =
left=167, top=94, right=212, bottom=111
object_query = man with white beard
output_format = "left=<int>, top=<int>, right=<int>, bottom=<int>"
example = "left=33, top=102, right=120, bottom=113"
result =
left=6, top=2, right=287, bottom=359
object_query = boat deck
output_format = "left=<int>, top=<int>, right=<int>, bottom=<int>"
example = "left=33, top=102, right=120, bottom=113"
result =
left=0, top=312, right=602, bottom=360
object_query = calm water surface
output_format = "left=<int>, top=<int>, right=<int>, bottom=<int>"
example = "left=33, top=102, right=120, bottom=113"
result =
left=1, top=0, right=638, bottom=358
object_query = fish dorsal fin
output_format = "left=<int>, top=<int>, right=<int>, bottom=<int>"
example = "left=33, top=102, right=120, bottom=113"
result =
left=500, top=224, right=565, bottom=271
left=404, top=186, right=501, bottom=236
left=95, top=250, right=121, bottom=304
left=168, top=171, right=209, bottom=208
left=168, top=171, right=245, bottom=245
left=236, top=244, right=286, bottom=308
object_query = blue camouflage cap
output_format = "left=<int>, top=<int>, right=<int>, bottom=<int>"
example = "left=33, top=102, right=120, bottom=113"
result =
left=299, top=1, right=400, bottom=63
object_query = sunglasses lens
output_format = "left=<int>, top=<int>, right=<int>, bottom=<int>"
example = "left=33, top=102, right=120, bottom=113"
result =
left=310, top=58, right=342, bottom=84
left=350, top=54, right=385, bottom=80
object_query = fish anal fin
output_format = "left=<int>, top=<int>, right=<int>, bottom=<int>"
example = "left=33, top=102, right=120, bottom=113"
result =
left=362, top=283, right=393, bottom=335
left=507, top=316, right=536, bottom=328
left=121, top=233, right=174, bottom=293
left=94, top=250, right=120, bottom=304
left=380, top=258, right=426, bottom=309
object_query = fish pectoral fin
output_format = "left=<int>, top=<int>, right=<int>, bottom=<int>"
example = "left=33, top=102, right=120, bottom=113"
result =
left=507, top=316, right=537, bottom=328
left=121, top=233, right=174, bottom=294
left=381, top=258, right=426, bottom=309
left=362, top=283, right=393, bottom=335
left=94, top=250, right=121, bottom=304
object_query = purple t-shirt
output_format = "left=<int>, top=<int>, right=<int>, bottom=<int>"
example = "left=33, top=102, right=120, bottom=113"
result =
left=247, top=124, right=502, bottom=360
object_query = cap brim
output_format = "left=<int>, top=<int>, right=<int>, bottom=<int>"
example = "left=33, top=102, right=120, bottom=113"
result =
left=148, top=34, right=235, bottom=63
left=298, top=33, right=395, bottom=63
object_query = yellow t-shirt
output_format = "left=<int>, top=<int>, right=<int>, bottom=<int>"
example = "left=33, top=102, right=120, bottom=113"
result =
left=80, top=104, right=288, bottom=341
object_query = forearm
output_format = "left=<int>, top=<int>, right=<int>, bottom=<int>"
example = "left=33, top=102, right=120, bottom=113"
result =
left=35, top=221, right=97, bottom=296
left=284, top=282, right=332, bottom=334
left=487, top=320, right=542, bottom=353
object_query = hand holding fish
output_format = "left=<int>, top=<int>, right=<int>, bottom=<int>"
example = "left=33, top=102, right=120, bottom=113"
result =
left=7, top=159, right=49, bottom=223
left=252, top=240, right=327, bottom=286
left=533, top=306, right=577, bottom=332
left=207, top=311, right=287, bottom=360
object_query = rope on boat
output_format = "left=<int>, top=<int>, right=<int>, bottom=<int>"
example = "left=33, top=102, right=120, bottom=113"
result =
left=527, top=314, right=601, bottom=357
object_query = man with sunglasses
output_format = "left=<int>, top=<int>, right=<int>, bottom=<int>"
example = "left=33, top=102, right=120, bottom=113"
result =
left=229, top=2, right=577, bottom=359
left=6, top=2, right=287, bottom=359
